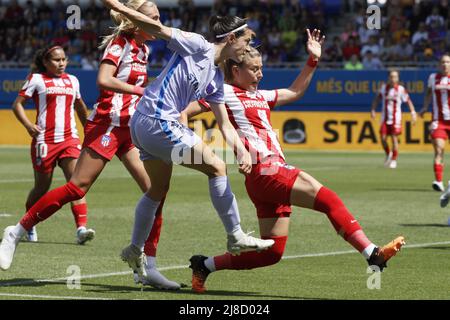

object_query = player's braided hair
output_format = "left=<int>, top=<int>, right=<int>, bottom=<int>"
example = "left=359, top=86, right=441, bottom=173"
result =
left=223, top=46, right=261, bottom=83
left=99, top=0, right=155, bottom=49
left=31, top=44, right=64, bottom=74
left=209, top=15, right=248, bottom=43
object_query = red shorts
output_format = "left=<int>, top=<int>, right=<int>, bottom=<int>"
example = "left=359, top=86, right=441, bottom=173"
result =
left=380, top=123, right=402, bottom=136
left=245, top=158, right=301, bottom=219
left=430, top=120, right=450, bottom=140
left=31, top=138, right=81, bottom=173
left=82, top=121, right=135, bottom=161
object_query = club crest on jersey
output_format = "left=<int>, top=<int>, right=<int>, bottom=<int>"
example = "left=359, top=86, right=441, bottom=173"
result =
left=108, top=44, right=122, bottom=57
left=101, top=134, right=111, bottom=147
left=63, top=79, right=71, bottom=85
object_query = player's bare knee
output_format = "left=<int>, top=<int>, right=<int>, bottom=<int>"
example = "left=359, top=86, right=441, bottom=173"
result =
left=210, top=160, right=227, bottom=177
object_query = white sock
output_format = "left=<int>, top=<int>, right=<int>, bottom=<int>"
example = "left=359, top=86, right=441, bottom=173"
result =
left=208, top=176, right=242, bottom=234
left=146, top=255, right=156, bottom=268
left=131, top=194, right=160, bottom=250
left=204, top=257, right=216, bottom=272
left=362, top=243, right=377, bottom=259
left=13, top=223, right=26, bottom=238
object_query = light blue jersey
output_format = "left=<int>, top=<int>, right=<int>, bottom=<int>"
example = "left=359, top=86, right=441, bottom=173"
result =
left=137, top=28, right=224, bottom=121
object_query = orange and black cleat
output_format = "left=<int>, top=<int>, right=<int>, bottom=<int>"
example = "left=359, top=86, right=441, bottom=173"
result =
left=189, top=255, right=211, bottom=293
left=367, top=236, right=405, bottom=272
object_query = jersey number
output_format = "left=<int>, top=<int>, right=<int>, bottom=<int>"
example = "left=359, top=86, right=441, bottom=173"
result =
left=36, top=143, right=48, bottom=158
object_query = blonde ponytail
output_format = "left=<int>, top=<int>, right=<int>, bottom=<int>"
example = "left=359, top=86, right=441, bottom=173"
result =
left=99, top=0, right=154, bottom=49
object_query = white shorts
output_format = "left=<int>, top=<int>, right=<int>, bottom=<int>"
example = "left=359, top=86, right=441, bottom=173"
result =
left=130, top=111, right=201, bottom=163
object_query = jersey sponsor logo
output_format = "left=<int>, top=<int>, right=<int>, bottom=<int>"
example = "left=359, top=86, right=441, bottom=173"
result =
left=435, top=84, right=450, bottom=90
left=108, top=44, right=123, bottom=57
left=131, top=62, right=147, bottom=73
left=44, top=80, right=54, bottom=84
left=46, top=87, right=75, bottom=95
left=187, top=73, right=201, bottom=99
left=101, top=134, right=111, bottom=147
left=241, top=99, right=270, bottom=110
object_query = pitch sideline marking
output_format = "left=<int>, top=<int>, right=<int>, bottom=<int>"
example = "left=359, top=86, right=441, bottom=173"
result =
left=0, top=240, right=449, bottom=291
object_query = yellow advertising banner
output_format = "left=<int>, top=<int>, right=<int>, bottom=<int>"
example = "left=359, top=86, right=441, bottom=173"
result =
left=0, top=110, right=434, bottom=151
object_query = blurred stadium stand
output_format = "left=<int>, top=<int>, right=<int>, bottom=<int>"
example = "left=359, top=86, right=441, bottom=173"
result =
left=0, top=0, right=448, bottom=69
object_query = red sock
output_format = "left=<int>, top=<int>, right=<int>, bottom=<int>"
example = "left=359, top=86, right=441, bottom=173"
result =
left=20, top=182, right=85, bottom=231
left=346, top=230, right=373, bottom=253
left=313, top=187, right=362, bottom=239
left=392, top=149, right=398, bottom=160
left=383, top=145, right=390, bottom=156
left=213, top=236, right=287, bottom=270
left=71, top=203, right=88, bottom=228
left=143, top=197, right=165, bottom=257
left=434, top=163, right=443, bottom=182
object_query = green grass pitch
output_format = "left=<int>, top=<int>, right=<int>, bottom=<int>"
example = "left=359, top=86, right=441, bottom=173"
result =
left=0, top=147, right=449, bottom=300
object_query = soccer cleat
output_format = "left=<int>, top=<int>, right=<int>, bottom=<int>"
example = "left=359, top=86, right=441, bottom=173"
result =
left=389, top=160, right=397, bottom=169
left=384, top=152, right=393, bottom=167
left=120, top=244, right=146, bottom=282
left=0, top=226, right=21, bottom=271
left=76, top=227, right=95, bottom=245
left=440, top=181, right=450, bottom=208
left=227, top=231, right=274, bottom=256
left=133, top=267, right=182, bottom=290
left=189, top=255, right=210, bottom=293
left=26, top=226, right=38, bottom=242
left=432, top=180, right=445, bottom=192
left=367, top=236, right=405, bottom=272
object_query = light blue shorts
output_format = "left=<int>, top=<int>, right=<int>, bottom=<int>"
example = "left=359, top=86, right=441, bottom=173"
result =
left=130, top=111, right=201, bottom=164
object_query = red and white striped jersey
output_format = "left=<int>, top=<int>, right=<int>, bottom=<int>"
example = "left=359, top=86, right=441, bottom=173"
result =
left=378, top=84, right=410, bottom=127
left=428, top=73, right=450, bottom=121
left=223, top=84, right=284, bottom=163
left=88, top=34, right=149, bottom=127
left=19, top=72, right=81, bottom=144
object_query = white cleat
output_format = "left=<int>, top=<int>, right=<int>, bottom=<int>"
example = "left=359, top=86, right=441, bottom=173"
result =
left=121, top=244, right=146, bottom=282
left=0, top=226, right=21, bottom=271
left=439, top=181, right=450, bottom=208
left=227, top=231, right=275, bottom=256
left=433, top=180, right=445, bottom=192
left=384, top=152, right=393, bottom=167
left=389, top=160, right=397, bottom=169
left=26, top=226, right=38, bottom=242
left=133, top=267, right=181, bottom=290
left=76, top=227, right=95, bottom=245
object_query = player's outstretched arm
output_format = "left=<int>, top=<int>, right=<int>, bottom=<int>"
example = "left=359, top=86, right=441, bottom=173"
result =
left=370, top=94, right=380, bottom=119
left=102, top=0, right=171, bottom=40
left=97, top=61, right=145, bottom=96
left=275, top=29, right=325, bottom=107
left=407, top=99, right=417, bottom=124
left=74, top=98, right=89, bottom=127
left=209, top=101, right=252, bottom=174
left=419, top=88, right=432, bottom=118
left=12, top=96, right=42, bottom=138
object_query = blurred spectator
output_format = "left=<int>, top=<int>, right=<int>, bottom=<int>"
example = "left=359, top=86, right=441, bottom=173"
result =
left=344, top=54, right=363, bottom=70
left=81, top=52, right=99, bottom=70
left=342, top=36, right=361, bottom=61
left=166, top=9, right=182, bottom=29
left=323, top=36, right=343, bottom=62
left=412, top=22, right=429, bottom=46
left=340, top=21, right=358, bottom=44
left=392, top=35, right=414, bottom=61
left=361, top=36, right=381, bottom=57
left=4, top=0, right=24, bottom=28
left=362, top=51, right=384, bottom=70
left=425, top=6, right=445, bottom=29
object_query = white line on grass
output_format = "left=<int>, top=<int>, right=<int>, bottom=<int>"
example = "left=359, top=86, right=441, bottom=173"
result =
left=1, top=240, right=449, bottom=291
left=0, top=293, right=114, bottom=300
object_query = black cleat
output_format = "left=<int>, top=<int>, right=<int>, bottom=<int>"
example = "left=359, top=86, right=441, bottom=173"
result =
left=189, top=255, right=210, bottom=293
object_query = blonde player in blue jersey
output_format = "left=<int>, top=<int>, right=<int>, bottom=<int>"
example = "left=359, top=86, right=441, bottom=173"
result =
left=101, top=0, right=275, bottom=283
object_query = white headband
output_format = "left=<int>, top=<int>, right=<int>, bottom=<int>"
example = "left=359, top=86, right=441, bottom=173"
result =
left=215, top=24, right=248, bottom=39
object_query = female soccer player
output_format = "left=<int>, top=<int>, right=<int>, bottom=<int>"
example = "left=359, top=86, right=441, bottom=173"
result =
left=0, top=0, right=180, bottom=290
left=419, top=54, right=450, bottom=192
left=370, top=70, right=417, bottom=169
left=99, top=0, right=275, bottom=283
left=12, top=44, right=92, bottom=244
left=184, top=33, right=405, bottom=293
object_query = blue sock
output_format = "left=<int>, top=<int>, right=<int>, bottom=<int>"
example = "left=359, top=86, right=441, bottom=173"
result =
left=131, top=194, right=160, bottom=250
left=208, top=176, right=241, bottom=234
